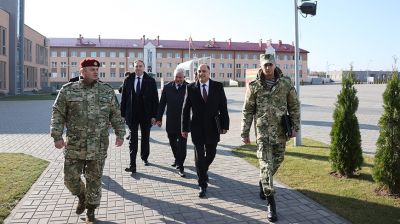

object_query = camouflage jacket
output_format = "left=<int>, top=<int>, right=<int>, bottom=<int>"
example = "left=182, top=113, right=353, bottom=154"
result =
left=50, top=80, right=126, bottom=160
left=240, top=69, right=300, bottom=144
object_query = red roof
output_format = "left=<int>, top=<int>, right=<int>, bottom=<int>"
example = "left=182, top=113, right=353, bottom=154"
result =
left=49, top=37, right=309, bottom=53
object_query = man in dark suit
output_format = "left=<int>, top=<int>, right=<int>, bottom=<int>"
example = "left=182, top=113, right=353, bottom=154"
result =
left=120, top=60, right=159, bottom=173
left=156, top=68, right=188, bottom=177
left=182, top=64, right=230, bottom=198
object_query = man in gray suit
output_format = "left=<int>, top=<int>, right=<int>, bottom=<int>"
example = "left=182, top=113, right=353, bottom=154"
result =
left=157, top=68, right=188, bottom=177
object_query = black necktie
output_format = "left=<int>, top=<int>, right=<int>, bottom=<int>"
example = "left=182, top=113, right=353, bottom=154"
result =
left=177, top=84, right=181, bottom=90
left=136, top=77, right=141, bottom=95
left=202, top=84, right=207, bottom=102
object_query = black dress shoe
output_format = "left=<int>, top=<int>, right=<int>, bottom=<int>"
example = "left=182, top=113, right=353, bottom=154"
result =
left=178, top=167, right=185, bottom=177
left=198, top=187, right=207, bottom=198
left=143, top=160, right=149, bottom=166
left=125, top=167, right=136, bottom=173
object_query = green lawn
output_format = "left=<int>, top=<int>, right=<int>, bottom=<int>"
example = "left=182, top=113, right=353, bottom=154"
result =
left=0, top=153, right=49, bottom=223
left=0, top=94, right=56, bottom=101
left=233, top=138, right=400, bottom=224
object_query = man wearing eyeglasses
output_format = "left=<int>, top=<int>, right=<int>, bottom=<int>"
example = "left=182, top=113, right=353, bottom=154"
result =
left=181, top=64, right=230, bottom=198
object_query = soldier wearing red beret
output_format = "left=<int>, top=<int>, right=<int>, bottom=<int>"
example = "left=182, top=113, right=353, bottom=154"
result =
left=51, top=57, right=125, bottom=223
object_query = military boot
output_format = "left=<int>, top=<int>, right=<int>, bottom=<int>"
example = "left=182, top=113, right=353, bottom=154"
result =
left=76, top=193, right=86, bottom=215
left=267, top=195, right=277, bottom=222
left=86, top=205, right=96, bottom=224
left=259, top=181, right=266, bottom=200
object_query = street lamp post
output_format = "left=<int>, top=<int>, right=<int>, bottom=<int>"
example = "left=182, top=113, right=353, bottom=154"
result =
left=294, top=0, right=317, bottom=146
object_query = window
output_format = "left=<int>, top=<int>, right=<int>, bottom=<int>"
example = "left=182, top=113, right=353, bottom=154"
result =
left=167, top=72, right=172, bottom=77
left=119, top=62, right=125, bottom=68
left=101, top=62, right=106, bottom=67
left=283, top=55, right=288, bottom=60
left=175, top=53, right=180, bottom=58
left=138, top=52, right=143, bottom=58
left=51, top=62, right=57, bottom=68
left=227, top=63, right=233, bottom=69
left=110, top=62, right=116, bottom=68
left=211, top=63, right=215, bottom=69
left=110, top=52, right=116, bottom=57
left=227, top=54, right=232, bottom=59
left=128, top=62, right=133, bottom=68
left=253, top=64, right=257, bottom=68
left=157, top=53, right=162, bottom=58
left=51, top=51, right=57, bottom=57
left=211, top=73, right=215, bottom=78
left=71, top=62, right=77, bottom=67
left=236, top=54, right=241, bottom=59
left=220, top=54, right=224, bottom=59
left=184, top=53, right=189, bottom=59
left=119, top=72, right=125, bottom=77
left=202, top=53, right=207, bottom=58
left=253, top=54, right=257, bottom=60
left=167, top=52, right=172, bottom=58
left=129, top=52, right=135, bottom=58
left=157, top=73, right=162, bottom=78
left=211, top=54, right=215, bottom=59
left=227, top=73, right=232, bottom=78
left=91, top=52, right=97, bottom=57
left=0, top=27, right=6, bottom=56
left=220, top=63, right=224, bottom=69
left=61, top=72, right=66, bottom=78
left=60, top=51, right=67, bottom=57
left=236, top=73, right=241, bottom=78
left=71, top=51, right=77, bottom=57
left=219, top=73, right=224, bottom=78
left=80, top=51, right=86, bottom=57
left=100, top=72, right=106, bottom=78
left=100, top=52, right=106, bottom=58
left=236, top=64, right=241, bottom=69
left=61, top=62, right=67, bottom=68
left=119, top=52, right=125, bottom=58
left=244, top=64, right=249, bottom=69
left=192, top=53, right=197, bottom=58
left=110, top=72, right=116, bottom=78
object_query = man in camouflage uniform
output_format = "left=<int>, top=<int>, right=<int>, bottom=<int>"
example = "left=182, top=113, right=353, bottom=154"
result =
left=50, top=58, right=126, bottom=224
left=241, top=54, right=300, bottom=222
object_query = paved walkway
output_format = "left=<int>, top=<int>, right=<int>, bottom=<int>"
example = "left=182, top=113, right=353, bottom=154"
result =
left=0, top=87, right=353, bottom=224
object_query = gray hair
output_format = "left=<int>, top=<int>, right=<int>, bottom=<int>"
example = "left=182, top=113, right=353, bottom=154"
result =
left=174, top=67, right=185, bottom=77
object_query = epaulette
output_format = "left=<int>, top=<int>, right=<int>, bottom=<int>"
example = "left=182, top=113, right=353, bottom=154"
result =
left=62, top=82, right=75, bottom=88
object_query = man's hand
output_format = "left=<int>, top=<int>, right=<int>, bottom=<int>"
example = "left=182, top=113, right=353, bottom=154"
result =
left=242, top=136, right=251, bottom=144
left=290, top=129, right=297, bottom=138
left=222, top=129, right=228, bottom=134
left=151, top=118, right=156, bottom=126
left=115, top=138, right=124, bottom=147
left=181, top=132, right=188, bottom=139
left=54, top=139, right=66, bottom=149
left=156, top=120, right=162, bottom=127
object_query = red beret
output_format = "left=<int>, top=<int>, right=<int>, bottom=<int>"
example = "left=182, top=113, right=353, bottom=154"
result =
left=80, top=58, right=100, bottom=68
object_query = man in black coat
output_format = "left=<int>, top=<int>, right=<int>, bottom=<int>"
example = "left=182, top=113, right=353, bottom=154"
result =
left=156, top=68, right=188, bottom=177
left=120, top=60, right=159, bottom=173
left=181, top=64, right=230, bottom=198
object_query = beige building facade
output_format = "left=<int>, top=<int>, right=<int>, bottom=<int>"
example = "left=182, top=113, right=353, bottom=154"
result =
left=0, top=7, right=49, bottom=95
left=49, top=36, right=309, bottom=88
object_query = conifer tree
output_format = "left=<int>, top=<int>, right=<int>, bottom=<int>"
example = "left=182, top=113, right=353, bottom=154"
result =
left=373, top=65, right=400, bottom=195
left=330, top=67, right=363, bottom=176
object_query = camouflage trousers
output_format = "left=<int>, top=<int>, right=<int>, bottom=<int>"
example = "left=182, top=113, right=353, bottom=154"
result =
left=257, top=140, right=286, bottom=196
left=64, top=158, right=106, bottom=208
